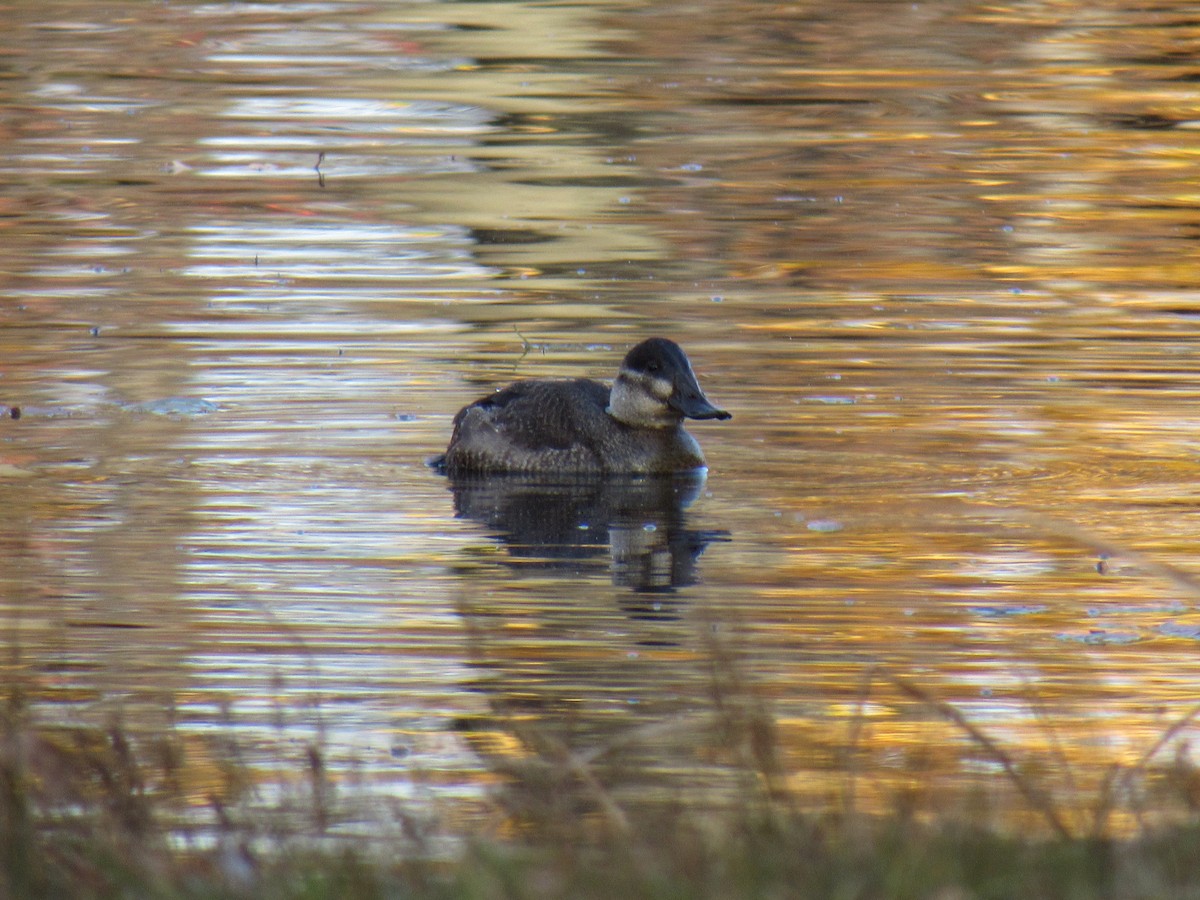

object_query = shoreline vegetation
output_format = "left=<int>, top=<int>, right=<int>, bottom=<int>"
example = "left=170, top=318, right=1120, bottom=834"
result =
left=6, top=670, right=1200, bottom=900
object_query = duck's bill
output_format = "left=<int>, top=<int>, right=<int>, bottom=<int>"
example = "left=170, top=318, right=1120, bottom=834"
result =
left=674, top=392, right=732, bottom=420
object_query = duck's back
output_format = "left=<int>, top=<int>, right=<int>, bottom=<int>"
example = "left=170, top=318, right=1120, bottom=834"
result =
left=439, top=378, right=613, bottom=473
left=437, top=378, right=703, bottom=474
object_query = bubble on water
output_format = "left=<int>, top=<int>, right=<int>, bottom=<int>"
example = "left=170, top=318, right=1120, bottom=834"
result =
left=806, top=519, right=843, bottom=533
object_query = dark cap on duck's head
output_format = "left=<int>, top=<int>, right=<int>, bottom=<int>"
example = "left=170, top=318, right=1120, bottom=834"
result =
left=609, top=337, right=731, bottom=427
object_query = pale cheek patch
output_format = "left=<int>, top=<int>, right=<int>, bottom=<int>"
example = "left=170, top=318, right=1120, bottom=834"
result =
left=647, top=375, right=673, bottom=400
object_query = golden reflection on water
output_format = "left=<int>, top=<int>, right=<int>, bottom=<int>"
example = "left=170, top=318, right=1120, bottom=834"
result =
left=4, top=0, right=1200, bottom=843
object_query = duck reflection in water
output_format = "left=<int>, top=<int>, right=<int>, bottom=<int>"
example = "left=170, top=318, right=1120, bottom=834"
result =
left=432, top=338, right=732, bottom=597
left=443, top=472, right=728, bottom=598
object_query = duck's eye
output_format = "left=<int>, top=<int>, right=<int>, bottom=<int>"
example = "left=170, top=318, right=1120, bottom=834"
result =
left=646, top=361, right=661, bottom=373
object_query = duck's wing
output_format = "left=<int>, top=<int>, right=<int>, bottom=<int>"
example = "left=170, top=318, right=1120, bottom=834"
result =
left=443, top=379, right=613, bottom=473
left=475, top=379, right=610, bottom=451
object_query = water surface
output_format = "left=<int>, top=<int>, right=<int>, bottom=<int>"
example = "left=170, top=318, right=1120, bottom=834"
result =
left=4, top=0, right=1200, bottom=842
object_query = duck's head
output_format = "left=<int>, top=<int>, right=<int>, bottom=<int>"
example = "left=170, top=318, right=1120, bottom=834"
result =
left=607, top=337, right=732, bottom=429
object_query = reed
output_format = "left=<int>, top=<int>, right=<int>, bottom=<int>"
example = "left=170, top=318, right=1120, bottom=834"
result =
left=2, top=654, right=1200, bottom=900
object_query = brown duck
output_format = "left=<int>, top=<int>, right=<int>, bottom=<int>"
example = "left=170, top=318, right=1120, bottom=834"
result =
left=433, top=337, right=731, bottom=475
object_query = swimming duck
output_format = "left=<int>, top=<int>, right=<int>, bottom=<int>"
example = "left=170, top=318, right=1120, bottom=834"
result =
left=433, top=337, right=731, bottom=475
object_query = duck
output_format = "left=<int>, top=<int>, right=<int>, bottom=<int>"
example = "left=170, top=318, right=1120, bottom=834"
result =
left=432, top=337, right=731, bottom=475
